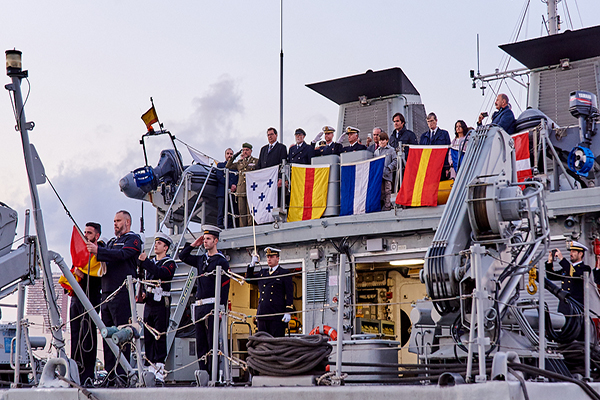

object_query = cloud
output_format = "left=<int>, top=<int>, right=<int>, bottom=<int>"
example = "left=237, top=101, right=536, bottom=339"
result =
left=170, top=75, right=244, bottom=150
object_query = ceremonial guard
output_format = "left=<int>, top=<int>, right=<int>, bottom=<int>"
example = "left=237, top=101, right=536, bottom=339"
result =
left=138, top=233, right=177, bottom=382
left=178, top=225, right=230, bottom=372
left=246, top=247, right=293, bottom=337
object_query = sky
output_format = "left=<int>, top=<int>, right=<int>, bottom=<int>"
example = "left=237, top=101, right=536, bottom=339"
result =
left=1, top=1, right=599, bottom=317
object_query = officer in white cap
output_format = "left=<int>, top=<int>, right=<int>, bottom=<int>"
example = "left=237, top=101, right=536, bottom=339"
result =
left=178, top=225, right=230, bottom=373
left=312, top=125, right=343, bottom=156
left=246, top=247, right=294, bottom=337
left=546, top=240, right=600, bottom=313
left=341, top=126, right=368, bottom=153
left=138, top=232, right=177, bottom=382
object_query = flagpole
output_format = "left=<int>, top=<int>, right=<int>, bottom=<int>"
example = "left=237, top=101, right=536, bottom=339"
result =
left=251, top=206, right=257, bottom=257
left=279, top=0, right=284, bottom=145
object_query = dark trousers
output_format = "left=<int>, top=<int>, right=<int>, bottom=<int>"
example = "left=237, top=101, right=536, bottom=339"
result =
left=144, top=300, right=169, bottom=364
left=257, top=318, right=286, bottom=338
left=101, top=291, right=131, bottom=382
left=194, top=304, right=215, bottom=371
left=70, top=296, right=99, bottom=384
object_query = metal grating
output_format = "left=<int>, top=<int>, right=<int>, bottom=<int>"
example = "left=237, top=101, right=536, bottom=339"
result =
left=538, top=58, right=600, bottom=127
left=409, top=104, right=428, bottom=141
left=341, top=100, right=391, bottom=146
left=306, top=270, right=328, bottom=303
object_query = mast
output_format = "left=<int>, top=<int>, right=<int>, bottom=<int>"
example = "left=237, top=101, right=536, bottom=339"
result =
left=5, top=50, right=68, bottom=360
left=547, top=0, right=559, bottom=35
left=279, top=0, right=284, bottom=143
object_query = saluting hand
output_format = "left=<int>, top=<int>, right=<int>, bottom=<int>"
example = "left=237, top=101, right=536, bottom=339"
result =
left=192, top=235, right=205, bottom=248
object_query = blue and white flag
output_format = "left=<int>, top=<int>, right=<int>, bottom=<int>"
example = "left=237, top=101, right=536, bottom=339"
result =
left=245, top=165, right=279, bottom=224
left=340, top=156, right=385, bottom=216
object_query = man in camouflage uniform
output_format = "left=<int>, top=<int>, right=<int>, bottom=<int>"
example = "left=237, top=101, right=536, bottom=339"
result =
left=226, top=142, right=258, bottom=227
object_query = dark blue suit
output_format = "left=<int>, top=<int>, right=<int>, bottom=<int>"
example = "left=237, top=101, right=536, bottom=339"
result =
left=492, top=106, right=516, bottom=134
left=287, top=142, right=313, bottom=164
left=246, top=265, right=293, bottom=337
left=341, top=142, right=368, bottom=153
left=257, top=142, right=287, bottom=170
left=419, top=128, right=451, bottom=180
left=314, top=141, right=343, bottom=156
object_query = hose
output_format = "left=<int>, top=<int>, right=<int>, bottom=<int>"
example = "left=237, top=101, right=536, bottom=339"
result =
left=246, top=332, right=332, bottom=376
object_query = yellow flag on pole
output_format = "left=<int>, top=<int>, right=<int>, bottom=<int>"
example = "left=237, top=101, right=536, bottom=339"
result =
left=288, top=164, right=330, bottom=222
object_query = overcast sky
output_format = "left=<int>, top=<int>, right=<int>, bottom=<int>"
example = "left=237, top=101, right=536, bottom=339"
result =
left=1, top=1, right=599, bottom=318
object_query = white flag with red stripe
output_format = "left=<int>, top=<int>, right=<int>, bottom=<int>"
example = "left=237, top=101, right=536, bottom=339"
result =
left=512, top=131, right=532, bottom=182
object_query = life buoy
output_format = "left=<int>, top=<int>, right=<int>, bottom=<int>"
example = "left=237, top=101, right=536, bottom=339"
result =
left=309, top=325, right=338, bottom=341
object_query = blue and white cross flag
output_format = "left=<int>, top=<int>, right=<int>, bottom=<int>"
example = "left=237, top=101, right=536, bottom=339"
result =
left=245, top=165, right=279, bottom=224
left=340, top=156, right=385, bottom=216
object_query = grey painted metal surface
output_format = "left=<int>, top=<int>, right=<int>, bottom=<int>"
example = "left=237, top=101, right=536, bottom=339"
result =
left=2, top=381, right=599, bottom=400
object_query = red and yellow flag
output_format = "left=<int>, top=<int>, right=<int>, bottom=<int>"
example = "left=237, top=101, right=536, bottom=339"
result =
left=70, top=225, right=89, bottom=268
left=396, top=145, right=449, bottom=207
left=141, top=106, right=158, bottom=131
left=288, top=164, right=330, bottom=222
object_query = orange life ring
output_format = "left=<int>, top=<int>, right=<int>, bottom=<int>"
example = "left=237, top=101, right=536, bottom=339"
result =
left=309, top=325, right=338, bottom=341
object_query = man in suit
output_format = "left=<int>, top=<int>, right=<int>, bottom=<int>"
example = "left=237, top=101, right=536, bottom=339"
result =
left=257, top=127, right=287, bottom=170
left=288, top=128, right=313, bottom=164
left=341, top=126, right=368, bottom=153
left=419, top=112, right=451, bottom=180
left=477, top=93, right=516, bottom=134
left=312, top=126, right=343, bottom=157
left=246, top=247, right=293, bottom=337
left=257, top=127, right=287, bottom=189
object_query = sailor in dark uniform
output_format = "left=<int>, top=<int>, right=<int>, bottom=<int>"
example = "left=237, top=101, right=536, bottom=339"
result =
left=287, top=128, right=313, bottom=165
left=341, top=126, right=368, bottom=153
left=88, top=210, right=141, bottom=385
left=545, top=240, right=600, bottom=314
left=312, top=126, right=343, bottom=157
left=178, top=225, right=230, bottom=372
left=246, top=247, right=293, bottom=337
left=138, top=232, right=177, bottom=382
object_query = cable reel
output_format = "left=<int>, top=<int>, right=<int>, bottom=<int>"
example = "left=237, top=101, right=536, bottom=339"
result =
left=467, top=176, right=525, bottom=242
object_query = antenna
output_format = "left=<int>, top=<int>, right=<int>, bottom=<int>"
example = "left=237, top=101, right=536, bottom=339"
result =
left=279, top=0, right=284, bottom=145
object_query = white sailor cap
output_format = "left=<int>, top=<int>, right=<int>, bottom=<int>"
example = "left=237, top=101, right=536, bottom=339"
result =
left=202, top=225, right=222, bottom=238
left=346, top=126, right=360, bottom=135
left=154, top=232, right=173, bottom=247
left=264, top=246, right=281, bottom=256
left=322, top=125, right=335, bottom=134
left=567, top=240, right=589, bottom=252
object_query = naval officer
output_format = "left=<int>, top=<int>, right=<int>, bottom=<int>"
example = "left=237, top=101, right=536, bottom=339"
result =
left=545, top=240, right=600, bottom=314
left=246, top=247, right=294, bottom=337
left=287, top=128, right=313, bottom=165
left=178, top=225, right=230, bottom=372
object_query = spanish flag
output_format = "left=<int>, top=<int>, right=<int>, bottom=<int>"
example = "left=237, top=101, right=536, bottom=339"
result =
left=288, top=164, right=330, bottom=222
left=59, top=226, right=106, bottom=296
left=141, top=106, right=159, bottom=131
left=396, top=145, right=449, bottom=207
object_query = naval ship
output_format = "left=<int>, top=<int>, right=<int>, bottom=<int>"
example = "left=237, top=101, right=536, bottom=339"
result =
left=3, top=0, right=600, bottom=398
